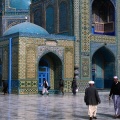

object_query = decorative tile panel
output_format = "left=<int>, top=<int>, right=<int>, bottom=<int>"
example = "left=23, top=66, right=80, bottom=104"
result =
left=77, top=80, right=89, bottom=92
left=18, top=38, right=26, bottom=79
left=64, top=47, right=74, bottom=78
left=2, top=48, right=8, bottom=80
left=25, top=81, right=32, bottom=87
left=64, top=80, right=89, bottom=93
left=50, top=62, right=54, bottom=89
left=20, top=81, right=25, bottom=87
left=12, top=80, right=19, bottom=88
left=38, top=46, right=64, bottom=61
left=116, top=0, right=120, bottom=77
left=58, top=40, right=74, bottom=47
left=64, top=80, right=72, bottom=92
left=19, top=80, right=38, bottom=94
left=19, top=88, right=38, bottom=94
left=80, top=0, right=90, bottom=52
left=90, top=34, right=116, bottom=43
left=12, top=50, right=18, bottom=79
left=81, top=58, right=90, bottom=77
left=7, top=20, right=26, bottom=30
left=73, top=0, right=80, bottom=66
left=26, top=46, right=36, bottom=78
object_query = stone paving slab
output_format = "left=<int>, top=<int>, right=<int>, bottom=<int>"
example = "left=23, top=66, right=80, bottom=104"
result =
left=0, top=92, right=118, bottom=120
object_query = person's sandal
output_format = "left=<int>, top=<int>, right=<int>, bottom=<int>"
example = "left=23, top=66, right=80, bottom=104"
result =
left=93, top=116, right=97, bottom=119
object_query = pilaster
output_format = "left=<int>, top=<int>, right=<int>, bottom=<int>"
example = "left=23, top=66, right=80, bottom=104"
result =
left=80, top=0, right=90, bottom=80
left=73, top=0, right=80, bottom=78
left=116, top=0, right=120, bottom=79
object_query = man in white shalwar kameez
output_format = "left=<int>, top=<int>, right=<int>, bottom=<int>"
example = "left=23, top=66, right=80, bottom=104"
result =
left=42, top=78, right=49, bottom=95
left=109, top=76, right=120, bottom=118
left=84, top=81, right=101, bottom=120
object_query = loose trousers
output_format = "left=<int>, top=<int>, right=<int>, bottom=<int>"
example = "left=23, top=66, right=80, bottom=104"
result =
left=88, top=105, right=97, bottom=117
left=42, top=87, right=48, bottom=94
left=113, top=95, right=120, bottom=116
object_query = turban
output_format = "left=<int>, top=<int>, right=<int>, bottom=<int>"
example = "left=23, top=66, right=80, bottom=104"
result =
left=114, top=76, right=118, bottom=79
left=88, top=81, right=95, bottom=84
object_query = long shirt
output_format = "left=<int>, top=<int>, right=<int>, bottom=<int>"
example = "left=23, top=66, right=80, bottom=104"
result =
left=109, top=82, right=120, bottom=97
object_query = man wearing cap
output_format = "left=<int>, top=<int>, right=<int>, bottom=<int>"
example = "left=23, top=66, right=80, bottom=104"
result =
left=109, top=76, right=120, bottom=118
left=84, top=81, right=101, bottom=120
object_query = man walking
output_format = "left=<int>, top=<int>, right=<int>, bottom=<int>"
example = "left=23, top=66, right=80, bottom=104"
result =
left=42, top=78, right=49, bottom=95
left=59, top=78, right=64, bottom=95
left=109, top=76, right=120, bottom=118
left=2, top=80, right=8, bottom=95
left=84, top=81, right=101, bottom=120
left=71, top=77, right=77, bottom=95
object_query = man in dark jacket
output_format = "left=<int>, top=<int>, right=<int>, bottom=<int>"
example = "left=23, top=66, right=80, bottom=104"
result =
left=109, top=76, right=120, bottom=118
left=84, top=81, right=101, bottom=120
left=2, top=80, right=8, bottom=95
left=59, top=78, right=64, bottom=95
left=71, top=77, right=77, bottom=95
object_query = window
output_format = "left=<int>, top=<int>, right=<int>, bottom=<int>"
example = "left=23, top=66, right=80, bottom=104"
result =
left=92, top=0, right=115, bottom=35
left=59, top=2, right=68, bottom=32
left=46, top=6, right=54, bottom=34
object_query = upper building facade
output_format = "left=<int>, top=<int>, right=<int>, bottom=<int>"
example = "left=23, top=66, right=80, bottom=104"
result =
left=0, top=0, right=119, bottom=94
left=30, top=0, right=73, bottom=35
left=30, top=0, right=117, bottom=90
left=0, top=0, right=31, bottom=36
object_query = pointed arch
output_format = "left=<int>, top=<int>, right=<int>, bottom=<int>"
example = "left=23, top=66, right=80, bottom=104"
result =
left=38, top=52, right=63, bottom=91
left=38, top=51, right=63, bottom=64
left=92, top=45, right=115, bottom=60
left=92, top=46, right=115, bottom=88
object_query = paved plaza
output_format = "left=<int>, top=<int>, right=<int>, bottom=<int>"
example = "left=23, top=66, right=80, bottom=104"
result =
left=0, top=91, right=118, bottom=120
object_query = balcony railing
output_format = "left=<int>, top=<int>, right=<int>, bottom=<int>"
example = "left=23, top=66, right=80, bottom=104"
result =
left=94, top=22, right=114, bottom=33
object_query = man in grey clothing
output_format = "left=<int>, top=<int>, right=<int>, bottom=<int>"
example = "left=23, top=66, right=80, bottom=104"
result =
left=109, top=76, right=120, bottom=118
left=84, top=81, right=101, bottom=120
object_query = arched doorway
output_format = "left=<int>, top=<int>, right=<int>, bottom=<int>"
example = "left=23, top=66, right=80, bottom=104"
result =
left=38, top=59, right=49, bottom=90
left=92, top=46, right=115, bottom=89
left=38, top=52, right=62, bottom=91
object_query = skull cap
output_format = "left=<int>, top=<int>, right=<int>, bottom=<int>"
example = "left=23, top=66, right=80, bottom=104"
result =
left=88, top=81, right=95, bottom=84
left=114, top=76, right=118, bottom=79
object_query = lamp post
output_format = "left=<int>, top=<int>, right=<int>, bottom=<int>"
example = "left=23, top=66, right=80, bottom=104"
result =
left=8, top=38, right=12, bottom=94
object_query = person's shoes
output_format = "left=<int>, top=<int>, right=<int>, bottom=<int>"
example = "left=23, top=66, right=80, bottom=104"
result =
left=89, top=117, right=92, bottom=120
left=114, top=115, right=119, bottom=119
left=93, top=116, right=97, bottom=119
left=114, top=115, right=120, bottom=119
left=115, top=115, right=120, bottom=118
